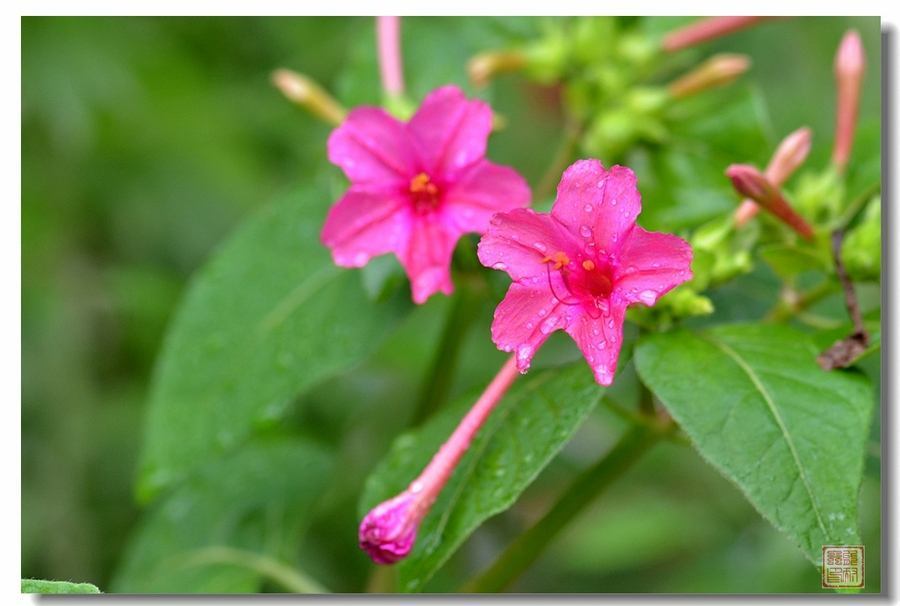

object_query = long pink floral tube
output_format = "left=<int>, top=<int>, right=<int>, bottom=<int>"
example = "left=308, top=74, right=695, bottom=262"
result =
left=377, top=16, right=405, bottom=96
left=359, top=356, right=519, bottom=564
left=663, top=16, right=770, bottom=52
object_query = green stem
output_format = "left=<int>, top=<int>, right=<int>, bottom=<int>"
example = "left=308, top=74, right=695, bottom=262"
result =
left=180, top=546, right=328, bottom=593
left=461, top=424, right=665, bottom=593
left=765, top=280, right=840, bottom=323
left=534, top=120, right=583, bottom=202
left=411, top=274, right=484, bottom=425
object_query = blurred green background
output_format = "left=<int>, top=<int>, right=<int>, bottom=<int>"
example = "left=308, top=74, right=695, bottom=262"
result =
left=22, top=16, right=880, bottom=592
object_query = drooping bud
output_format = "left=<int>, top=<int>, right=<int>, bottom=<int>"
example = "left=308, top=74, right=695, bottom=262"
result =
left=377, top=16, right=405, bottom=97
left=726, top=164, right=815, bottom=240
left=272, top=68, right=346, bottom=126
left=662, top=16, right=771, bottom=52
left=468, top=50, right=527, bottom=88
left=832, top=30, right=865, bottom=173
left=668, top=53, right=751, bottom=98
left=359, top=491, right=423, bottom=564
left=358, top=357, right=520, bottom=564
left=735, top=127, right=813, bottom=225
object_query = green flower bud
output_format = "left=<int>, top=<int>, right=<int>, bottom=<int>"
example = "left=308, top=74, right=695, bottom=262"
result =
left=842, top=197, right=881, bottom=281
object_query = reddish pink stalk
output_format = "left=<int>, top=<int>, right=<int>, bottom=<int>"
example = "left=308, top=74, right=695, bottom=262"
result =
left=376, top=16, right=405, bottom=96
left=727, top=164, right=814, bottom=240
left=735, top=127, right=812, bottom=225
left=663, top=16, right=770, bottom=52
left=359, top=356, right=520, bottom=564
left=832, top=29, right=865, bottom=173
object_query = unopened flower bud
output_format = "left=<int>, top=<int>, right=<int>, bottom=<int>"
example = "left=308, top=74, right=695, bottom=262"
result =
left=736, top=127, right=812, bottom=225
left=668, top=54, right=751, bottom=98
left=832, top=30, right=866, bottom=172
left=726, top=164, right=814, bottom=240
left=272, top=68, right=346, bottom=126
left=358, top=357, right=520, bottom=564
left=359, top=491, right=423, bottom=565
left=662, top=16, right=771, bottom=52
left=468, top=50, right=527, bottom=88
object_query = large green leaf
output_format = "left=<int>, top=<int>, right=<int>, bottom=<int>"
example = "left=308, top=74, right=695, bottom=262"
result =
left=635, top=324, right=873, bottom=564
left=114, top=438, right=331, bottom=593
left=21, top=579, right=101, bottom=594
left=360, top=362, right=605, bottom=592
left=136, top=184, right=407, bottom=501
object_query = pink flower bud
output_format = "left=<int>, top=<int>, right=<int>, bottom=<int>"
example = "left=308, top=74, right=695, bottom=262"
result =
left=832, top=30, right=865, bottom=172
left=668, top=53, right=751, bottom=98
left=358, top=357, right=521, bottom=564
left=726, top=164, right=814, bottom=240
left=767, top=126, right=813, bottom=186
left=662, top=16, right=770, bottom=52
left=359, top=491, right=423, bottom=565
left=736, top=127, right=812, bottom=225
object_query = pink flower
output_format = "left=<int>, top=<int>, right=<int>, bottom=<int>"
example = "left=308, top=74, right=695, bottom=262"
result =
left=322, top=85, right=531, bottom=304
left=478, top=159, right=693, bottom=386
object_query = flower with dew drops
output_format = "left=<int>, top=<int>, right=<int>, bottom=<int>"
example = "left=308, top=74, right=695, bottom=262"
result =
left=478, top=159, right=693, bottom=386
left=322, top=85, right=531, bottom=304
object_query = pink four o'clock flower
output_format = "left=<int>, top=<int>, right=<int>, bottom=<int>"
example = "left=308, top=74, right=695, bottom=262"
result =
left=322, top=85, right=531, bottom=304
left=478, top=159, right=693, bottom=386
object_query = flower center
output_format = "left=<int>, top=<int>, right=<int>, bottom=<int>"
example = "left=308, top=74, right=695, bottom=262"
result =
left=579, top=258, right=614, bottom=298
left=409, top=172, right=441, bottom=212
left=541, top=251, right=614, bottom=311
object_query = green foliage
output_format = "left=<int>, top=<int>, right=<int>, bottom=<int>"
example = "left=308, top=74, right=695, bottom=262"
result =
left=360, top=363, right=606, bottom=592
left=636, top=325, right=873, bottom=563
left=22, top=579, right=102, bottom=594
left=114, top=438, right=331, bottom=593
left=21, top=16, right=883, bottom=595
left=136, top=184, right=408, bottom=501
left=842, top=198, right=881, bottom=281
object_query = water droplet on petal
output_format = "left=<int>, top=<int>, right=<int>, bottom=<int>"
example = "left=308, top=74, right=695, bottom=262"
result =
left=517, top=344, right=533, bottom=362
left=579, top=225, right=592, bottom=239
left=591, top=327, right=601, bottom=336
left=583, top=203, right=593, bottom=212
left=492, top=262, right=507, bottom=270
left=533, top=242, right=547, bottom=252
left=538, top=308, right=548, bottom=317
left=638, top=290, right=657, bottom=305
left=607, top=319, right=614, bottom=329
left=540, top=315, right=557, bottom=334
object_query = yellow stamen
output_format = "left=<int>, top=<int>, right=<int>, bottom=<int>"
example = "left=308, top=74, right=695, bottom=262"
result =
left=410, top=173, right=438, bottom=196
left=541, top=251, right=570, bottom=271
left=582, top=259, right=596, bottom=271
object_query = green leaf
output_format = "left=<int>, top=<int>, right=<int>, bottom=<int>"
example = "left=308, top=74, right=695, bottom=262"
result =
left=360, top=362, right=606, bottom=592
left=114, top=438, right=331, bottom=593
left=758, top=243, right=830, bottom=279
left=137, top=183, right=407, bottom=501
left=635, top=324, right=873, bottom=565
left=21, top=579, right=101, bottom=594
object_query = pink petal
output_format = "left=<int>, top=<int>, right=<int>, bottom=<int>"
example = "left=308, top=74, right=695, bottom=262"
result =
left=328, top=107, right=415, bottom=186
left=321, top=187, right=412, bottom=268
left=398, top=214, right=458, bottom=304
left=442, top=160, right=532, bottom=235
left=491, top=282, right=570, bottom=372
left=614, top=227, right=693, bottom=306
left=564, top=296, right=627, bottom=386
left=477, top=208, right=579, bottom=281
left=552, top=160, right=642, bottom=255
left=408, top=85, right=492, bottom=177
